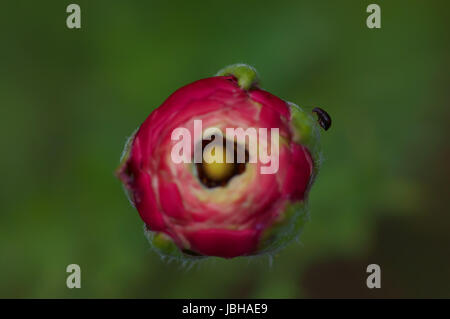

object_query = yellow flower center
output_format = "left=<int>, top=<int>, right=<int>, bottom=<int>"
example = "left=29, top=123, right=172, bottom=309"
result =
left=202, top=147, right=234, bottom=181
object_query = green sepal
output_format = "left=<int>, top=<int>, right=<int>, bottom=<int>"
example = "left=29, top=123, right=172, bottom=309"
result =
left=257, top=201, right=309, bottom=255
left=216, top=63, right=259, bottom=90
left=288, top=102, right=322, bottom=177
left=116, top=129, right=138, bottom=207
left=144, top=228, right=205, bottom=261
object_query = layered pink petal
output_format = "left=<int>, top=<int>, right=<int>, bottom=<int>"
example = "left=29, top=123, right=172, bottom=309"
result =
left=282, top=144, right=313, bottom=201
left=249, top=89, right=291, bottom=119
left=158, top=181, right=187, bottom=220
left=134, top=172, right=165, bottom=231
left=185, top=228, right=259, bottom=258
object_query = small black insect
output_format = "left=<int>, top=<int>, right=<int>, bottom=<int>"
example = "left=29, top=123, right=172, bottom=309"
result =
left=312, top=107, right=332, bottom=131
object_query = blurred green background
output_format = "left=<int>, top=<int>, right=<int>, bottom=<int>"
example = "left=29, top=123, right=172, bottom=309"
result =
left=1, top=0, right=449, bottom=298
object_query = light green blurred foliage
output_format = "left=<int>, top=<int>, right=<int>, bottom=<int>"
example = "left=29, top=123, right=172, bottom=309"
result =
left=0, top=0, right=449, bottom=298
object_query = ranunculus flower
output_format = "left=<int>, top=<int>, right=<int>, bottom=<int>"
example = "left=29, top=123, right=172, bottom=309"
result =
left=117, top=64, right=331, bottom=259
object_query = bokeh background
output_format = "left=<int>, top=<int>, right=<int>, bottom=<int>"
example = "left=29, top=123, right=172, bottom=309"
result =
left=1, top=0, right=449, bottom=298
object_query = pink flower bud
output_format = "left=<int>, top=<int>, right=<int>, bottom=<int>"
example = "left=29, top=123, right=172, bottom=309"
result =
left=117, top=64, right=330, bottom=259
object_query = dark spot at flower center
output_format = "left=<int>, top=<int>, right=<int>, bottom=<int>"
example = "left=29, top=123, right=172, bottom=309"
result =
left=196, top=138, right=249, bottom=188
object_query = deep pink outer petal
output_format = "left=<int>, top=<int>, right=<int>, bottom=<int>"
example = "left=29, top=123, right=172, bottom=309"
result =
left=158, top=181, right=187, bottom=220
left=249, top=89, right=291, bottom=119
left=134, top=172, right=165, bottom=231
left=282, top=144, right=313, bottom=201
left=185, top=228, right=259, bottom=258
